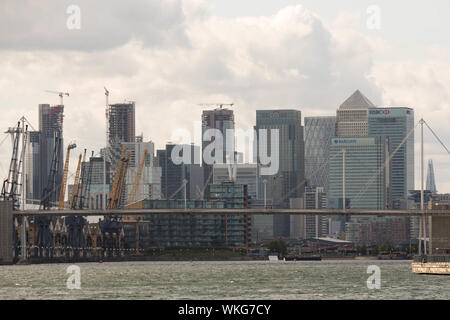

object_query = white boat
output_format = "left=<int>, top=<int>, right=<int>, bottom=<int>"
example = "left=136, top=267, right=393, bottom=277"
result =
left=268, top=254, right=279, bottom=262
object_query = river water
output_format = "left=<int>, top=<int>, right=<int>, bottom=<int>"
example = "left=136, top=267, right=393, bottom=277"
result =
left=0, top=260, right=448, bottom=300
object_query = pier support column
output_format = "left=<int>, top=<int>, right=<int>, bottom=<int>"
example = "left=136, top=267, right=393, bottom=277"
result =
left=430, top=216, right=450, bottom=254
left=0, top=201, right=14, bottom=264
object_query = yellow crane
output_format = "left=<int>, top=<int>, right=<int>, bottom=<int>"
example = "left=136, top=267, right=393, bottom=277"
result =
left=107, top=146, right=131, bottom=209
left=58, top=143, right=77, bottom=209
left=127, top=149, right=148, bottom=207
left=69, top=154, right=83, bottom=209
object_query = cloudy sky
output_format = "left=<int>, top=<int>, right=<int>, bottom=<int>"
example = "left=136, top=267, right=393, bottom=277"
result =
left=1, top=0, right=450, bottom=192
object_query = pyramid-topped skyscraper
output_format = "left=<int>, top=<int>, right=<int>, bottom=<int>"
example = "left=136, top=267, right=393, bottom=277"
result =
left=336, top=90, right=375, bottom=136
left=339, top=89, right=375, bottom=109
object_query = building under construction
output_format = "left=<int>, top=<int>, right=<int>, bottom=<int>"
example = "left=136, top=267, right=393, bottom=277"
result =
left=201, top=108, right=235, bottom=198
left=108, top=102, right=135, bottom=144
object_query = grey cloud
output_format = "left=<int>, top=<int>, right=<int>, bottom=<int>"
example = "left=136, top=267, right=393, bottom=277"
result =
left=0, top=0, right=189, bottom=51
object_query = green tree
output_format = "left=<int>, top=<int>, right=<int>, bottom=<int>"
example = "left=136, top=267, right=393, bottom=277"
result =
left=267, top=240, right=287, bottom=256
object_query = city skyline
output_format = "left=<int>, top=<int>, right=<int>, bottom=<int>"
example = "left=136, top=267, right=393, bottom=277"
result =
left=1, top=1, right=450, bottom=193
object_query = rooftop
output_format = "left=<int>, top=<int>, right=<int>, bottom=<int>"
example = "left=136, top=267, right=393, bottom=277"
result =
left=339, top=90, right=375, bottom=109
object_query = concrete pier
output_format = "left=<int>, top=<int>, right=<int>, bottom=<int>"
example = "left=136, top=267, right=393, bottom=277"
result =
left=0, top=201, right=13, bottom=264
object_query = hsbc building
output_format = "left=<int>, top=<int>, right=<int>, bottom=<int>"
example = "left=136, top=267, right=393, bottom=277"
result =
left=368, top=107, right=415, bottom=206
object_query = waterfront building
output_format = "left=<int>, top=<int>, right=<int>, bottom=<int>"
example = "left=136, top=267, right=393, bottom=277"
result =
left=141, top=181, right=249, bottom=247
left=368, top=107, right=414, bottom=207
left=328, top=136, right=391, bottom=210
left=255, top=109, right=305, bottom=238
left=345, top=216, right=410, bottom=247
left=289, top=187, right=329, bottom=239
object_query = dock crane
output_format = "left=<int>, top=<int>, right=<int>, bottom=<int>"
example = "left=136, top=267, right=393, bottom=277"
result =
left=35, top=132, right=61, bottom=257
left=107, top=146, right=131, bottom=209
left=65, top=149, right=88, bottom=258
left=1, top=122, right=25, bottom=209
left=127, top=149, right=148, bottom=206
left=58, top=143, right=77, bottom=209
left=45, top=90, right=70, bottom=105
left=69, top=153, right=83, bottom=209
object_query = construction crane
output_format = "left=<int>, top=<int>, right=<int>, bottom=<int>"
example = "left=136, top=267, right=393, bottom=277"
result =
left=169, top=179, right=188, bottom=200
left=2, top=122, right=22, bottom=209
left=116, top=151, right=131, bottom=207
left=40, top=133, right=62, bottom=210
left=58, top=143, right=77, bottom=209
left=45, top=90, right=70, bottom=105
left=198, top=103, right=234, bottom=109
left=104, top=87, right=110, bottom=142
left=195, top=167, right=214, bottom=200
left=69, top=153, right=83, bottom=209
left=127, top=149, right=148, bottom=206
left=77, top=149, right=88, bottom=209
left=84, top=151, right=95, bottom=209
left=35, top=132, right=61, bottom=258
left=107, top=146, right=131, bottom=209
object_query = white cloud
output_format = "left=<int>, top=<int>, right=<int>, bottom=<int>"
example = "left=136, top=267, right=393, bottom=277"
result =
left=371, top=53, right=450, bottom=191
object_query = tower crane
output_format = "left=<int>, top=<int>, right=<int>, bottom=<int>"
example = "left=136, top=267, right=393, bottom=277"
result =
left=77, top=149, right=88, bottom=209
left=58, top=142, right=77, bottom=209
left=45, top=90, right=70, bottom=105
left=127, top=149, right=148, bottom=206
left=104, top=87, right=110, bottom=140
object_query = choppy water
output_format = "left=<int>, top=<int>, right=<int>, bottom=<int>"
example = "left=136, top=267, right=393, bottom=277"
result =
left=0, top=260, right=448, bottom=300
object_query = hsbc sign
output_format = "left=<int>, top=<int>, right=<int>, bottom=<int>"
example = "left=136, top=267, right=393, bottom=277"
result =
left=369, top=109, right=390, bottom=115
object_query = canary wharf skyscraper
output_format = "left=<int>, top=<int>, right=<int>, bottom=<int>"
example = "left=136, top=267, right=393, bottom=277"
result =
left=304, top=116, right=336, bottom=193
left=368, top=107, right=414, bottom=207
left=255, top=109, right=305, bottom=238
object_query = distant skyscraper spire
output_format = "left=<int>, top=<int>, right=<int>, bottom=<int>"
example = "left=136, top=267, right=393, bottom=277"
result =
left=426, top=159, right=437, bottom=194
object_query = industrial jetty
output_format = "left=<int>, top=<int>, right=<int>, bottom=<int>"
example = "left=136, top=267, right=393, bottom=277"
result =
left=412, top=255, right=450, bottom=275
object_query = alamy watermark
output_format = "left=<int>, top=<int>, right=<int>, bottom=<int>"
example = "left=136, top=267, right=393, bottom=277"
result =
left=66, top=5, right=81, bottom=30
left=170, top=124, right=280, bottom=176
left=366, top=265, right=381, bottom=289
left=66, top=265, right=81, bottom=290
left=366, top=5, right=381, bottom=30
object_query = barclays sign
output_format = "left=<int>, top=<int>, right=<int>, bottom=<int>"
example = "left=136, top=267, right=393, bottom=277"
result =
left=333, top=139, right=357, bottom=144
